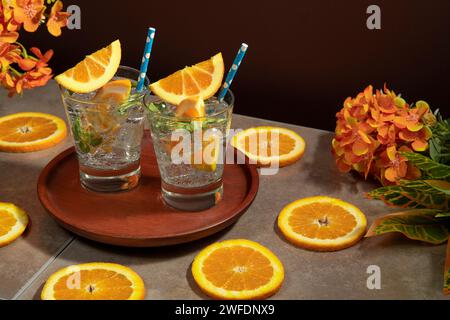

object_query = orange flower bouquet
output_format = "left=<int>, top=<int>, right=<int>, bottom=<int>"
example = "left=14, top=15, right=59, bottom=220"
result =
left=0, top=0, right=70, bottom=96
left=332, top=85, right=436, bottom=185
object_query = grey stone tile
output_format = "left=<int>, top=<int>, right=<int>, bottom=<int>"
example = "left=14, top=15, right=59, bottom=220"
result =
left=0, top=83, right=75, bottom=299
left=2, top=82, right=448, bottom=300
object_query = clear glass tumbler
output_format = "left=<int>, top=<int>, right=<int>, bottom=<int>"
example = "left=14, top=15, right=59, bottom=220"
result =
left=145, top=91, right=234, bottom=211
left=60, top=66, right=149, bottom=192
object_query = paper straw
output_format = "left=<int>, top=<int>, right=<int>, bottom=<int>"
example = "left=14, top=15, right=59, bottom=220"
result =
left=218, top=43, right=248, bottom=101
left=136, top=27, right=156, bottom=92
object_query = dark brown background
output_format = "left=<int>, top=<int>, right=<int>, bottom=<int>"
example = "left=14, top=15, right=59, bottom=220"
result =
left=21, top=0, right=450, bottom=131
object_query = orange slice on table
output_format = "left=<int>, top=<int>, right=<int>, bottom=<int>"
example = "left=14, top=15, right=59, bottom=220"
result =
left=0, top=202, right=29, bottom=248
left=192, top=239, right=284, bottom=300
left=278, top=196, right=367, bottom=251
left=231, top=126, right=306, bottom=167
left=0, top=112, right=67, bottom=152
left=41, top=263, right=146, bottom=300
left=55, top=40, right=122, bottom=93
left=149, top=53, right=224, bottom=105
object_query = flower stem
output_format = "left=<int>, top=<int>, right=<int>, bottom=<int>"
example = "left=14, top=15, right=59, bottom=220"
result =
left=9, top=66, right=23, bottom=77
left=14, top=42, right=29, bottom=59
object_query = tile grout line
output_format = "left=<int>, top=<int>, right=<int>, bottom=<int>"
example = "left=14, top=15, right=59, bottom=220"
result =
left=11, top=236, right=76, bottom=300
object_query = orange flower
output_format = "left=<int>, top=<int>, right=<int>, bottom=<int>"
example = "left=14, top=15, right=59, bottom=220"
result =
left=374, top=90, right=397, bottom=114
left=0, top=27, right=19, bottom=43
left=10, top=66, right=51, bottom=95
left=0, top=0, right=69, bottom=96
left=2, top=44, right=53, bottom=96
left=0, top=42, right=21, bottom=68
left=377, top=123, right=396, bottom=145
left=380, top=146, right=408, bottom=183
left=0, top=0, right=20, bottom=43
left=398, top=126, right=432, bottom=152
left=332, top=85, right=433, bottom=186
left=46, top=0, right=69, bottom=37
left=0, top=71, right=14, bottom=88
left=13, top=0, right=45, bottom=32
left=393, top=101, right=430, bottom=132
left=17, top=47, right=53, bottom=71
left=1, top=0, right=16, bottom=21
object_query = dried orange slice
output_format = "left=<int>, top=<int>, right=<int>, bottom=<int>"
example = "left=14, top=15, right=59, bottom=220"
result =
left=0, top=112, right=67, bottom=152
left=231, top=126, right=306, bottom=167
left=192, top=239, right=284, bottom=300
left=278, top=196, right=367, bottom=251
left=41, top=263, right=145, bottom=300
left=149, top=53, right=224, bottom=105
left=0, top=202, right=29, bottom=247
left=55, top=40, right=121, bottom=93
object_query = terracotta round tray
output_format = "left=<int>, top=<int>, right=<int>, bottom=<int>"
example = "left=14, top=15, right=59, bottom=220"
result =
left=37, top=132, right=259, bottom=247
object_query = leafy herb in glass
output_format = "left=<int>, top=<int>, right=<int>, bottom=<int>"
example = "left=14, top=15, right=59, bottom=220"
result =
left=72, top=116, right=103, bottom=154
left=144, top=101, right=227, bottom=134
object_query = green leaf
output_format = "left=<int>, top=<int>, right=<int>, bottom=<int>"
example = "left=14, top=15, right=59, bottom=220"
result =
left=365, top=209, right=449, bottom=244
left=117, top=92, right=146, bottom=115
left=71, top=115, right=103, bottom=153
left=430, top=113, right=450, bottom=165
left=146, top=101, right=227, bottom=135
left=78, top=140, right=90, bottom=154
left=145, top=102, right=164, bottom=113
left=424, top=180, right=450, bottom=196
left=401, top=152, right=450, bottom=181
left=444, top=239, right=450, bottom=294
left=367, top=180, right=450, bottom=210
left=88, top=133, right=103, bottom=147
left=72, top=117, right=82, bottom=142
left=436, top=212, right=450, bottom=218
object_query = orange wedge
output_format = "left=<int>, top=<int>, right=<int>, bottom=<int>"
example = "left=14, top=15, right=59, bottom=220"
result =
left=231, top=126, right=306, bottom=167
left=94, top=79, right=131, bottom=104
left=0, top=112, right=67, bottom=152
left=41, top=263, right=146, bottom=300
left=0, top=202, right=29, bottom=248
left=278, top=196, right=367, bottom=251
left=55, top=40, right=121, bottom=93
left=176, top=96, right=206, bottom=118
left=192, top=131, right=222, bottom=172
left=192, top=239, right=284, bottom=300
left=149, top=53, right=224, bottom=105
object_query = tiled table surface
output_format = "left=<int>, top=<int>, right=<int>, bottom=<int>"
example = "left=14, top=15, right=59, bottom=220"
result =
left=0, top=82, right=448, bottom=300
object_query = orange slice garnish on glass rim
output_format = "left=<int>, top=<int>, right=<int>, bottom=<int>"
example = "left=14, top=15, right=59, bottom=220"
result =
left=55, top=40, right=122, bottom=93
left=149, top=53, right=224, bottom=105
left=0, top=112, right=67, bottom=152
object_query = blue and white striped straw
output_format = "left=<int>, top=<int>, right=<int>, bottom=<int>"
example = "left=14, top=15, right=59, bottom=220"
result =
left=218, top=43, right=248, bottom=101
left=136, top=27, right=156, bottom=92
